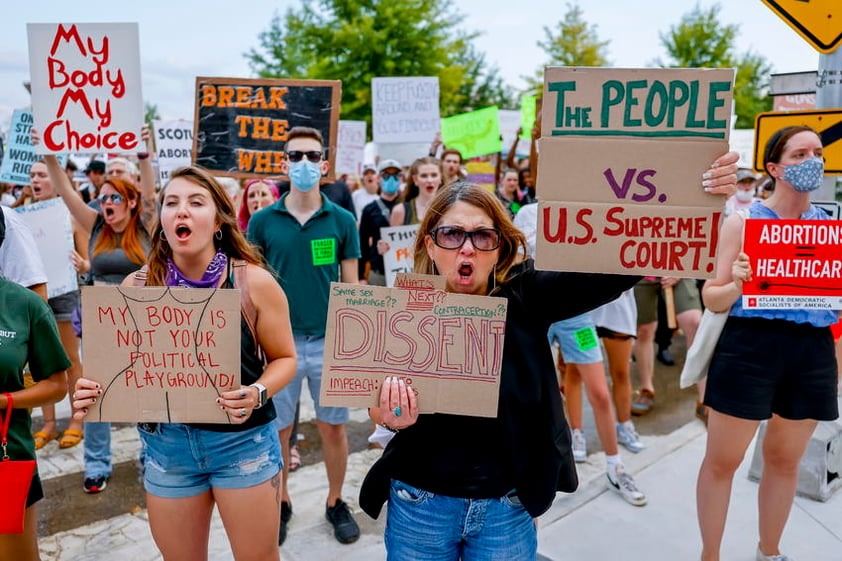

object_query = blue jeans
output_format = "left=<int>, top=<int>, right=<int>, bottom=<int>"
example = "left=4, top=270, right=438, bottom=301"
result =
left=385, top=479, right=536, bottom=561
left=83, top=422, right=112, bottom=479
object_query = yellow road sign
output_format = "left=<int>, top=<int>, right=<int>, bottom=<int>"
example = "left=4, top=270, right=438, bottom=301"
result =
left=753, top=110, right=842, bottom=174
left=761, top=0, right=842, bottom=54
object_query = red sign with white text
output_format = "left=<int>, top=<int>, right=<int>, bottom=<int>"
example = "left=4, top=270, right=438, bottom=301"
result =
left=742, top=219, right=842, bottom=309
left=27, top=23, right=144, bottom=154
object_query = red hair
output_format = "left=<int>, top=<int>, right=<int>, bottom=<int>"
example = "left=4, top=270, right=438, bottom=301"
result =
left=91, top=178, right=146, bottom=265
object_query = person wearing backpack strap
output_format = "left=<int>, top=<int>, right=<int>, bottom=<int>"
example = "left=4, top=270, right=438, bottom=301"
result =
left=74, top=166, right=296, bottom=561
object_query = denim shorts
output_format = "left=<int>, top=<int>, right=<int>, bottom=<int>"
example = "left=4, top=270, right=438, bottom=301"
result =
left=48, top=290, right=80, bottom=322
left=138, top=421, right=282, bottom=499
left=385, top=479, right=536, bottom=561
left=548, top=314, right=603, bottom=364
left=273, top=335, right=349, bottom=429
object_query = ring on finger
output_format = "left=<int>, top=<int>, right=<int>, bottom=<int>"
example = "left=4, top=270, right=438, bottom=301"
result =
left=240, top=408, right=247, bottom=418
left=393, top=407, right=402, bottom=417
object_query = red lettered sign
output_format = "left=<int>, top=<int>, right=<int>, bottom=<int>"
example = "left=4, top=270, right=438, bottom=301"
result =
left=742, top=219, right=842, bottom=309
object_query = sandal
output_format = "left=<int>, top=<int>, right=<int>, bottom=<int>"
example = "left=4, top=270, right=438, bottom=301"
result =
left=58, top=429, right=84, bottom=449
left=289, top=445, right=302, bottom=472
left=631, top=389, right=655, bottom=416
left=33, top=430, right=59, bottom=450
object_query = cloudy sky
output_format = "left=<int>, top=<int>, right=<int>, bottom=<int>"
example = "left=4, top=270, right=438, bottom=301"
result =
left=1, top=0, right=825, bottom=129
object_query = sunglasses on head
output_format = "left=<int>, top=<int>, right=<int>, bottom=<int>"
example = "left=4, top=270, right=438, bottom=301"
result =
left=286, top=150, right=323, bottom=163
left=97, top=193, right=124, bottom=205
left=431, top=226, right=501, bottom=251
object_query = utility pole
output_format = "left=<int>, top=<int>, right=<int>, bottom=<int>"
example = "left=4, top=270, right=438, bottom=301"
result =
left=815, top=48, right=842, bottom=201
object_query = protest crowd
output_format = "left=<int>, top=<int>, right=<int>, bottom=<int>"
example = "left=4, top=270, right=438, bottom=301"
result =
left=0, top=18, right=841, bottom=561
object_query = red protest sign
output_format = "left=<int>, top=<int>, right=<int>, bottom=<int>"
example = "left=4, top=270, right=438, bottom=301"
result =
left=742, top=219, right=842, bottom=309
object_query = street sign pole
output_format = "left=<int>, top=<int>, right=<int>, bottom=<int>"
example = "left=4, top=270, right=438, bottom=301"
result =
left=815, top=47, right=842, bottom=201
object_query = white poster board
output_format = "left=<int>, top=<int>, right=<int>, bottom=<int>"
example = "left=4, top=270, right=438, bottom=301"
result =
left=15, top=198, right=77, bottom=298
left=498, top=109, right=530, bottom=158
left=27, top=22, right=144, bottom=154
left=335, top=120, right=367, bottom=176
left=372, top=77, right=440, bottom=143
left=152, top=119, right=193, bottom=185
left=381, top=224, right=419, bottom=287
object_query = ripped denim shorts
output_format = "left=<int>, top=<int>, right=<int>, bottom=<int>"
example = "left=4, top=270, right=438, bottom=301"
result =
left=137, top=421, right=282, bottom=499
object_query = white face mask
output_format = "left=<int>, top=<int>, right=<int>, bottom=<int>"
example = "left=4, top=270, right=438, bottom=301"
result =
left=735, top=190, right=754, bottom=203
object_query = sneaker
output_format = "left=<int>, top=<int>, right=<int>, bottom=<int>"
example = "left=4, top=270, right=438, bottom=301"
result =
left=617, top=421, right=646, bottom=453
left=571, top=429, right=587, bottom=462
left=83, top=475, right=107, bottom=494
left=325, top=498, right=360, bottom=544
left=756, top=545, right=793, bottom=561
left=278, top=501, right=293, bottom=546
left=631, top=389, right=655, bottom=416
left=607, top=465, right=647, bottom=506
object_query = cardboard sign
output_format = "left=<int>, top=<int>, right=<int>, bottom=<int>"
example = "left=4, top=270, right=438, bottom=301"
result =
left=81, top=286, right=241, bottom=422
left=320, top=277, right=507, bottom=417
left=14, top=198, right=77, bottom=298
left=520, top=95, right=537, bottom=140
left=536, top=67, right=734, bottom=278
left=742, top=219, right=842, bottom=309
left=193, top=77, right=341, bottom=179
left=0, top=110, right=67, bottom=185
left=380, top=224, right=419, bottom=287
left=372, top=77, right=440, bottom=143
left=440, top=106, right=502, bottom=159
left=335, top=120, right=367, bottom=176
left=152, top=119, right=193, bottom=186
left=27, top=23, right=143, bottom=155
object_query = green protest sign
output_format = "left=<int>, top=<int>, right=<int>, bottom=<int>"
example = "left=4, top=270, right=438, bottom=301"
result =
left=520, top=95, right=537, bottom=140
left=440, top=106, right=502, bottom=159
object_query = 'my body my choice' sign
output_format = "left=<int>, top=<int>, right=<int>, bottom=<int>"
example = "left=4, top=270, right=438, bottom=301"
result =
left=535, top=67, right=734, bottom=278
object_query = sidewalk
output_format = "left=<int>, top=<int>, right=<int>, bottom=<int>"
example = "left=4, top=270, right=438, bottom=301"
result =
left=38, top=418, right=842, bottom=560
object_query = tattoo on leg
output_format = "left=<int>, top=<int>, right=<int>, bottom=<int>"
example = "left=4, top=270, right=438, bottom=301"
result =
left=271, top=473, right=281, bottom=504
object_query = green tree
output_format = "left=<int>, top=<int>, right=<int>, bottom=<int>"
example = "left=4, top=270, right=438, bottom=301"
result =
left=526, top=3, right=610, bottom=92
left=144, top=102, right=160, bottom=123
left=245, top=0, right=513, bottom=126
left=656, top=4, right=773, bottom=128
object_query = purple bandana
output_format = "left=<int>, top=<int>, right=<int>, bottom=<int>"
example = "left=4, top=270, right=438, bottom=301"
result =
left=165, top=249, right=228, bottom=288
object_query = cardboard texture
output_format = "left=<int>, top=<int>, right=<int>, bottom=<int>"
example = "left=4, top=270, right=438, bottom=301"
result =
left=82, top=286, right=241, bottom=423
left=536, top=67, right=735, bottom=278
left=320, top=278, right=507, bottom=418
left=193, top=77, right=341, bottom=179
left=380, top=225, right=419, bottom=287
left=535, top=201, right=724, bottom=277
left=27, top=23, right=144, bottom=155
left=741, top=218, right=842, bottom=309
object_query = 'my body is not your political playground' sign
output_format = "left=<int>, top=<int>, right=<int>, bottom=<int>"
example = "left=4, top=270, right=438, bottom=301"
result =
left=535, top=67, right=735, bottom=278
left=320, top=275, right=507, bottom=418
left=27, top=23, right=143, bottom=154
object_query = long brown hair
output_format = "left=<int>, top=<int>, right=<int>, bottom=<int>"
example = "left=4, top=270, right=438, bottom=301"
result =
left=145, top=166, right=264, bottom=286
left=403, top=156, right=444, bottom=202
left=413, top=182, right=526, bottom=295
left=92, top=178, right=146, bottom=265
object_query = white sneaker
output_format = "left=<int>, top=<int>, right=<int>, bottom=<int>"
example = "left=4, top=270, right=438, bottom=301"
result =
left=756, top=546, right=793, bottom=561
left=617, top=421, right=646, bottom=453
left=571, top=429, right=587, bottom=463
left=607, top=465, right=647, bottom=506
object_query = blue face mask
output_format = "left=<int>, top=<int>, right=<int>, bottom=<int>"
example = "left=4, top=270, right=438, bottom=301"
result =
left=381, top=176, right=400, bottom=195
left=288, top=160, right=322, bottom=192
left=782, top=157, right=824, bottom=193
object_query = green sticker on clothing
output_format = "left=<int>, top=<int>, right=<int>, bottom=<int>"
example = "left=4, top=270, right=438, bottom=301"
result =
left=311, top=238, right=336, bottom=266
left=574, top=326, right=598, bottom=351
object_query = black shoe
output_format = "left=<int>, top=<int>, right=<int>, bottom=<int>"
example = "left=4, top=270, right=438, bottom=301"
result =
left=325, top=498, right=360, bottom=544
left=278, top=501, right=292, bottom=545
left=83, top=475, right=107, bottom=494
left=656, top=348, right=675, bottom=366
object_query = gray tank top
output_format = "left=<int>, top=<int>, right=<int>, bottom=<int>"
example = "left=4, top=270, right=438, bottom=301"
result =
left=89, top=214, right=150, bottom=284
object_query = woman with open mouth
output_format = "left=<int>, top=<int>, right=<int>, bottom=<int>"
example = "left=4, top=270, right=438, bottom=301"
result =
left=33, top=126, right=156, bottom=495
left=237, top=179, right=280, bottom=232
left=389, top=156, right=443, bottom=228
left=23, top=159, right=90, bottom=453
left=360, top=147, right=738, bottom=560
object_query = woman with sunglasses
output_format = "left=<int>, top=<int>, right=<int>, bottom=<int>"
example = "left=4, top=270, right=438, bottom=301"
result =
left=697, top=126, right=839, bottom=561
left=360, top=149, right=737, bottom=559
left=22, top=159, right=90, bottom=452
left=34, top=126, right=156, bottom=491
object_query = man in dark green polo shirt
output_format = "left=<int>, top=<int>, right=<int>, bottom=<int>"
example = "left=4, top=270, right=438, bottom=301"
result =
left=248, top=126, right=361, bottom=546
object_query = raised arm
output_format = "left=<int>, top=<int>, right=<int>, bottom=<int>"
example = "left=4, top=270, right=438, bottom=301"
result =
left=137, top=124, right=158, bottom=235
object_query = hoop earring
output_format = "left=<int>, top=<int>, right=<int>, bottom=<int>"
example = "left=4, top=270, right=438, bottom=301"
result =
left=215, top=230, right=223, bottom=241
left=159, top=229, right=167, bottom=241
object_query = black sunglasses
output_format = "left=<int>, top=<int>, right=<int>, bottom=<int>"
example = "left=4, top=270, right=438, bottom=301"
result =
left=286, top=150, right=323, bottom=163
left=431, top=226, right=501, bottom=251
left=97, top=193, right=124, bottom=204
left=380, top=171, right=400, bottom=179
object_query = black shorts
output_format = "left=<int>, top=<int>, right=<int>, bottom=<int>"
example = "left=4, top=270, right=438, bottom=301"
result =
left=596, top=326, right=634, bottom=340
left=705, top=316, right=839, bottom=421
left=27, top=472, right=44, bottom=508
